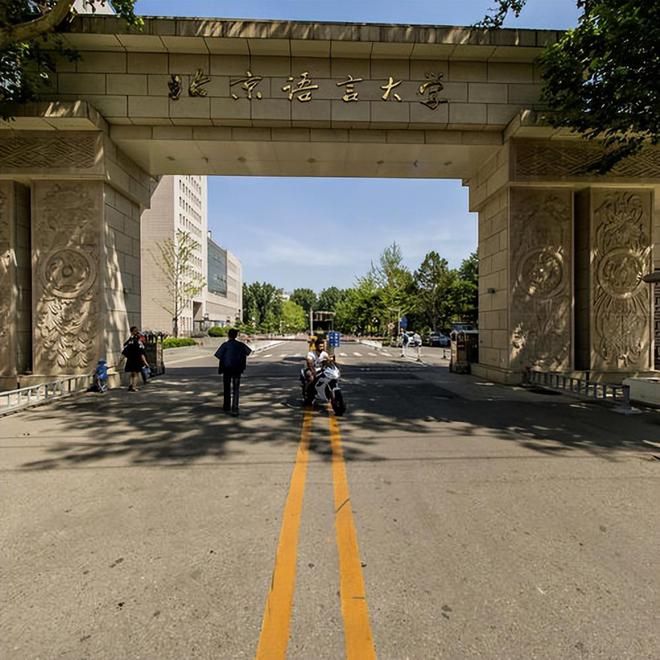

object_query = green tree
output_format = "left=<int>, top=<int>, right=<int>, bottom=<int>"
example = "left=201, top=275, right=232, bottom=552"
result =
left=335, top=274, right=385, bottom=335
left=289, top=287, right=317, bottom=313
left=152, top=230, right=206, bottom=338
left=480, top=0, right=660, bottom=169
left=1, top=1, right=140, bottom=113
left=280, top=300, right=306, bottom=333
left=370, top=242, right=415, bottom=325
left=317, top=286, right=346, bottom=312
left=242, top=281, right=283, bottom=332
left=447, top=251, right=479, bottom=326
left=413, top=251, right=456, bottom=331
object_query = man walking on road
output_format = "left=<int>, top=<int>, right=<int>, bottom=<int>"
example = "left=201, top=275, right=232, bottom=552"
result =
left=215, top=328, right=252, bottom=415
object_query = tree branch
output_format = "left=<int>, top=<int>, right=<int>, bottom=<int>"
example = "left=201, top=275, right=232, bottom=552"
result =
left=0, top=0, right=76, bottom=49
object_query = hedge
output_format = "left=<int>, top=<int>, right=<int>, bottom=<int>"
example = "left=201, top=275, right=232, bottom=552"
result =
left=208, top=326, right=230, bottom=337
left=162, top=338, right=197, bottom=349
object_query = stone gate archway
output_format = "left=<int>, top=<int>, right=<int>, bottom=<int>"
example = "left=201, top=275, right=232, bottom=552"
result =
left=1, top=15, right=658, bottom=388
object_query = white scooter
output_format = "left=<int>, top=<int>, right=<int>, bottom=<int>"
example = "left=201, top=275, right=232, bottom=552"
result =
left=300, top=362, right=346, bottom=415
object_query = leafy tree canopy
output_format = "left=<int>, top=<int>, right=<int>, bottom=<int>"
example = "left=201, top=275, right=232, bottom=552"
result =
left=317, top=286, right=346, bottom=312
left=289, top=287, right=317, bottom=313
left=1, top=0, right=140, bottom=112
left=480, top=0, right=660, bottom=169
left=280, top=300, right=307, bottom=333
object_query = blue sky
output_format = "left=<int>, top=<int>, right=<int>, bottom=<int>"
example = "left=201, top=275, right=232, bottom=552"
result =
left=135, top=0, right=581, bottom=292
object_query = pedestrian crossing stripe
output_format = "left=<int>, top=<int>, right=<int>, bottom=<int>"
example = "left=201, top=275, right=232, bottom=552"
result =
left=368, top=352, right=377, bottom=356
left=353, top=352, right=362, bottom=357
left=339, top=352, right=347, bottom=357
left=263, top=354, right=272, bottom=358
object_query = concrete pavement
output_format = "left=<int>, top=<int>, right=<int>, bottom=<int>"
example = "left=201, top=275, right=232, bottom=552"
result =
left=1, top=341, right=659, bottom=659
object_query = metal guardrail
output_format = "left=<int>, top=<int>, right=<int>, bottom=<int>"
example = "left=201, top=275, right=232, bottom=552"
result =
left=0, top=375, right=93, bottom=415
left=525, top=370, right=633, bottom=412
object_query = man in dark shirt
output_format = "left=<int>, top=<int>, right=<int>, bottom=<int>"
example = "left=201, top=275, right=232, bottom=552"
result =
left=215, top=328, right=252, bottom=415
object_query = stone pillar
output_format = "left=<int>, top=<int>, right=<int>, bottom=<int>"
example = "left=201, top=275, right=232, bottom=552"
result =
left=102, top=183, right=142, bottom=371
left=32, top=181, right=104, bottom=376
left=509, top=187, right=573, bottom=372
left=474, top=185, right=573, bottom=383
left=0, top=182, right=16, bottom=385
left=575, top=188, right=654, bottom=379
left=0, top=181, right=31, bottom=389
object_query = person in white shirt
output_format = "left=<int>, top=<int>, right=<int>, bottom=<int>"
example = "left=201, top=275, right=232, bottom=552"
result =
left=412, top=332, right=423, bottom=361
left=305, top=337, right=332, bottom=384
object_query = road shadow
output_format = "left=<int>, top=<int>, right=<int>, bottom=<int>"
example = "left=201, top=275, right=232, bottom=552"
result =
left=14, top=359, right=660, bottom=471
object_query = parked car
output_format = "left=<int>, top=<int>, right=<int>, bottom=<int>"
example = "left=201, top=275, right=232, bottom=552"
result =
left=425, top=332, right=450, bottom=347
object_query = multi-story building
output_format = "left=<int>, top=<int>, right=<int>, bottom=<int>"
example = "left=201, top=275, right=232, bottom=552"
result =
left=206, top=233, right=243, bottom=328
left=140, top=175, right=207, bottom=336
left=141, top=176, right=242, bottom=335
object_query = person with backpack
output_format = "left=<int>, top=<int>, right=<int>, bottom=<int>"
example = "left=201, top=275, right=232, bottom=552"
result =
left=215, top=328, right=252, bottom=415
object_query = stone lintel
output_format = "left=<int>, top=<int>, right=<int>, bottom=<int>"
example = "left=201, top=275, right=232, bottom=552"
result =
left=63, top=16, right=557, bottom=62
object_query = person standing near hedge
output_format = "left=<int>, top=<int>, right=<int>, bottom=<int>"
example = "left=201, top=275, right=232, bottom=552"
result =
left=122, top=326, right=149, bottom=392
left=214, top=328, right=252, bottom=415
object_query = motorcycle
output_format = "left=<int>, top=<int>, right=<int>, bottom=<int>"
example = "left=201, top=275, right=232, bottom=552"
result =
left=300, top=362, right=346, bottom=415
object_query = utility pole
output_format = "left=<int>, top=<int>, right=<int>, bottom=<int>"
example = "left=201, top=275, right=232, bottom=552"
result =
left=309, top=309, right=314, bottom=336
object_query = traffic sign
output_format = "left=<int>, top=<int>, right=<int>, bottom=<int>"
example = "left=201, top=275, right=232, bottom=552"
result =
left=327, top=331, right=341, bottom=347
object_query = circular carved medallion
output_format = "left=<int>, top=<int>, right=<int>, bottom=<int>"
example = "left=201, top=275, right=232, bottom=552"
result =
left=597, top=248, right=644, bottom=299
left=518, top=249, right=564, bottom=298
left=41, top=248, right=95, bottom=299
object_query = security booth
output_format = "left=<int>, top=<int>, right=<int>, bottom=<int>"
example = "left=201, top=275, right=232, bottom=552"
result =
left=143, top=333, right=165, bottom=376
left=450, top=330, right=479, bottom=374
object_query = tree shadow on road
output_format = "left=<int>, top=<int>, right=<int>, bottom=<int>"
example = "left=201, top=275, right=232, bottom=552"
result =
left=13, top=360, right=659, bottom=471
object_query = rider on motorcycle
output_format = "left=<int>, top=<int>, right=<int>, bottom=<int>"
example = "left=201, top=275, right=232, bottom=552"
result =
left=305, top=337, right=333, bottom=385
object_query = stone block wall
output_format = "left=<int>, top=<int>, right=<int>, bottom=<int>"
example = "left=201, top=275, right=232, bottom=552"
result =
left=476, top=186, right=510, bottom=377
left=103, top=183, right=142, bottom=370
left=51, top=51, right=541, bottom=130
left=0, top=182, right=32, bottom=388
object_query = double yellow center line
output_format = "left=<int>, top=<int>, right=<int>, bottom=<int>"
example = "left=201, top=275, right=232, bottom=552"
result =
left=255, top=409, right=376, bottom=660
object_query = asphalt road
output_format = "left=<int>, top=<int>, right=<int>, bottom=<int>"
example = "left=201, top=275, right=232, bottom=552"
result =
left=1, top=340, right=659, bottom=659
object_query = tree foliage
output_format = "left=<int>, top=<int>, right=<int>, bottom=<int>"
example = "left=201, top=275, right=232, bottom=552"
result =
left=152, top=229, right=206, bottom=337
left=242, top=281, right=283, bottom=332
left=317, top=286, right=346, bottom=312
left=280, top=300, right=307, bottom=333
left=0, top=0, right=140, bottom=112
left=289, top=287, right=317, bottom=313
left=480, top=0, right=660, bottom=169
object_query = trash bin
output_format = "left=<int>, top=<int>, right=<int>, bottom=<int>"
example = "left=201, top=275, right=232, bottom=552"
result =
left=450, top=330, right=479, bottom=374
left=143, top=332, right=165, bottom=376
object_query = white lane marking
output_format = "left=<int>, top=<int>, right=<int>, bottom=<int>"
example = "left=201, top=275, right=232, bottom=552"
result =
left=353, top=352, right=363, bottom=357
left=368, top=352, right=377, bottom=357
left=381, top=352, right=391, bottom=357
left=263, top=354, right=272, bottom=358
left=339, top=352, right=348, bottom=357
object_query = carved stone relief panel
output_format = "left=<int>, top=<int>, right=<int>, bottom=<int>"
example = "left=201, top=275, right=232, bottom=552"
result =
left=0, top=134, right=99, bottom=172
left=513, top=141, right=660, bottom=181
left=0, top=182, right=14, bottom=377
left=32, top=181, right=102, bottom=375
left=591, top=190, right=652, bottom=371
left=510, top=188, right=572, bottom=371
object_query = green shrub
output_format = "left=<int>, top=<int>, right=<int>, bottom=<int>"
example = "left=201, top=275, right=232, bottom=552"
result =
left=163, top=338, right=197, bottom=349
left=208, top=326, right=229, bottom=337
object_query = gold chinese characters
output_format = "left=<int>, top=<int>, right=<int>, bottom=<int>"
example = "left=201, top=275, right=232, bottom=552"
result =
left=169, top=69, right=448, bottom=107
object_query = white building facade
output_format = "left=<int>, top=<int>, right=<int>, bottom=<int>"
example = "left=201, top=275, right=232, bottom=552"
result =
left=141, top=176, right=242, bottom=335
